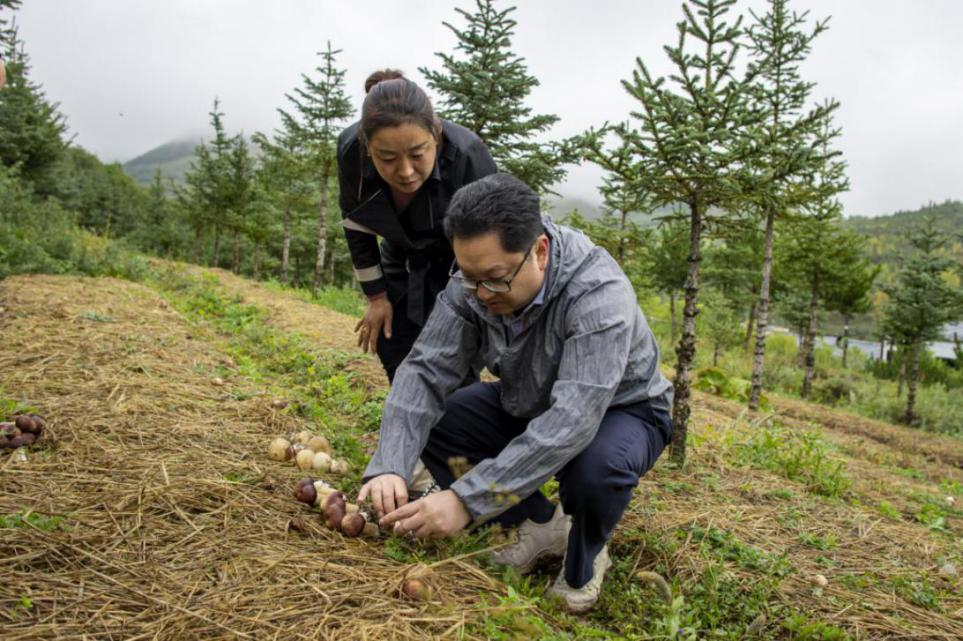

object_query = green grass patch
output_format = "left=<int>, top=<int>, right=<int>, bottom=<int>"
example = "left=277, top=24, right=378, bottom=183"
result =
left=146, top=266, right=383, bottom=478
left=730, top=422, right=851, bottom=498
left=1, top=511, right=68, bottom=531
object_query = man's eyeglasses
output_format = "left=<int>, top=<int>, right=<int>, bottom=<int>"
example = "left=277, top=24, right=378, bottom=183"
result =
left=448, top=242, right=535, bottom=293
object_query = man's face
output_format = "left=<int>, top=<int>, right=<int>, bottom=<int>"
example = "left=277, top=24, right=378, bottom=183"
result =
left=452, top=231, right=549, bottom=315
left=367, top=123, right=438, bottom=195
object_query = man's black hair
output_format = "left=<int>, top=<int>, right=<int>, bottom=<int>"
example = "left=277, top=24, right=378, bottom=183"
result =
left=443, top=173, right=543, bottom=253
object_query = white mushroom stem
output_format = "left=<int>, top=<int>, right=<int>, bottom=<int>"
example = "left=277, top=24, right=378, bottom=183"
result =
left=312, top=483, right=359, bottom=513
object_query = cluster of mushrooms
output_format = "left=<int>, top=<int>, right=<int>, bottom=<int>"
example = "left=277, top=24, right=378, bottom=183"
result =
left=0, top=414, right=46, bottom=450
left=267, top=430, right=351, bottom=475
left=292, top=476, right=437, bottom=601
left=293, top=477, right=378, bottom=538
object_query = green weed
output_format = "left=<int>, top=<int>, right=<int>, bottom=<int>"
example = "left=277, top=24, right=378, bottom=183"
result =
left=782, top=613, right=852, bottom=640
left=0, top=511, right=68, bottom=531
left=733, top=423, right=851, bottom=498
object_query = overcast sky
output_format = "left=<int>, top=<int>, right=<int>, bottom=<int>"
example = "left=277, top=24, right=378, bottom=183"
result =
left=11, top=0, right=963, bottom=217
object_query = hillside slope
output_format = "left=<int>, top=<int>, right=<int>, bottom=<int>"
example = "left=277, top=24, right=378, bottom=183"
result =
left=2, top=266, right=962, bottom=639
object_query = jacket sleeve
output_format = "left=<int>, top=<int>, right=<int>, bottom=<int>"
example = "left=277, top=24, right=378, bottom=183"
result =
left=362, top=287, right=480, bottom=482
left=338, top=142, right=387, bottom=298
left=449, top=279, right=635, bottom=523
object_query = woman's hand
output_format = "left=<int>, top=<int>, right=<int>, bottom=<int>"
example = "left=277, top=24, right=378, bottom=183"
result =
left=355, top=296, right=393, bottom=353
left=357, top=473, right=408, bottom=519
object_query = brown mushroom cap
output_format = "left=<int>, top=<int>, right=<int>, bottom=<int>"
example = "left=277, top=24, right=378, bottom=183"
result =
left=293, top=478, right=317, bottom=505
left=19, top=433, right=35, bottom=446
left=29, top=414, right=46, bottom=430
left=322, top=492, right=347, bottom=530
left=401, top=578, right=432, bottom=602
left=15, top=415, right=36, bottom=433
left=340, top=512, right=366, bottom=537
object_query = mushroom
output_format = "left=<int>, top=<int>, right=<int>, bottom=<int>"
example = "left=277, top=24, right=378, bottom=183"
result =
left=293, top=430, right=314, bottom=446
left=399, top=564, right=436, bottom=602
left=285, top=443, right=307, bottom=461
left=311, top=451, right=332, bottom=472
left=341, top=512, right=379, bottom=538
left=293, top=477, right=317, bottom=505
left=15, top=415, right=36, bottom=433
left=267, top=437, right=291, bottom=461
left=307, top=435, right=332, bottom=455
left=295, top=448, right=316, bottom=471
left=323, top=492, right=347, bottom=530
left=329, top=459, right=351, bottom=475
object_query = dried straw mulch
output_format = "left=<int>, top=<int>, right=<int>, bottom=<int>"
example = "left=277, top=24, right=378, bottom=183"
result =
left=0, top=274, right=509, bottom=640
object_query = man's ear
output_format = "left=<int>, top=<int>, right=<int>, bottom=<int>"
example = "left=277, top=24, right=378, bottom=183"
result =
left=536, top=234, right=550, bottom=270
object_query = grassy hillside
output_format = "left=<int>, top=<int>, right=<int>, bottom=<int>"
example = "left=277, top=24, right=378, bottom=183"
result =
left=3, top=261, right=963, bottom=639
left=842, top=199, right=963, bottom=266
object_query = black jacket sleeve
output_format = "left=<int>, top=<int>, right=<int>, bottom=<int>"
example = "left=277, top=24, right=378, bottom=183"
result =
left=338, top=128, right=388, bottom=299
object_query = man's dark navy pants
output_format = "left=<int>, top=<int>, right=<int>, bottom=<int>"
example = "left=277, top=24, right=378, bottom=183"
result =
left=420, top=382, right=672, bottom=588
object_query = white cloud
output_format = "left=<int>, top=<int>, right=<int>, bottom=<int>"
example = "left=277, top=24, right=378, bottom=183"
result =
left=13, top=0, right=963, bottom=217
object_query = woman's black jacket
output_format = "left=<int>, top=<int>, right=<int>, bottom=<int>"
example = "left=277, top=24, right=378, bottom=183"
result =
left=337, top=119, right=497, bottom=326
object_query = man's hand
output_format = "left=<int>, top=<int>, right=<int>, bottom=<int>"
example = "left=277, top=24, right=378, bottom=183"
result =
left=380, top=489, right=471, bottom=539
left=357, top=473, right=408, bottom=519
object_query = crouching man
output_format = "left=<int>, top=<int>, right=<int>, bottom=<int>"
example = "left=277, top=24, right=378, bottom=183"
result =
left=358, top=173, right=673, bottom=613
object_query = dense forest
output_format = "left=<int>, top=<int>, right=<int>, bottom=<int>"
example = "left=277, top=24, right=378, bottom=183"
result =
left=2, top=0, right=961, bottom=448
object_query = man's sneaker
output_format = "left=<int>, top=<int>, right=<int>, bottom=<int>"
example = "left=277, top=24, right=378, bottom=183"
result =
left=490, top=504, right=571, bottom=574
left=546, top=545, right=612, bottom=614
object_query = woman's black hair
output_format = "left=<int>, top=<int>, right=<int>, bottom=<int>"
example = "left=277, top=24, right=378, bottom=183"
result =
left=360, top=69, right=440, bottom=146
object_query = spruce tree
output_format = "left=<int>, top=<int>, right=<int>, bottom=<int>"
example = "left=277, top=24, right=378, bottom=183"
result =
left=226, top=134, right=255, bottom=275
left=647, top=221, right=692, bottom=346
left=0, top=22, right=68, bottom=186
left=825, top=243, right=879, bottom=368
left=181, top=99, right=237, bottom=266
left=252, top=129, right=315, bottom=284
left=774, top=211, right=863, bottom=399
left=578, top=123, right=657, bottom=264
left=420, top=0, right=570, bottom=194
left=745, top=0, right=844, bottom=409
left=619, top=0, right=763, bottom=464
left=882, top=219, right=963, bottom=424
left=277, top=41, right=353, bottom=294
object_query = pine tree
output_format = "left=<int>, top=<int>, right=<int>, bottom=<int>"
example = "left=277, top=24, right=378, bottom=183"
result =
left=0, top=1, right=20, bottom=44
left=420, top=0, right=570, bottom=194
left=882, top=219, right=963, bottom=424
left=824, top=242, right=879, bottom=368
left=774, top=211, right=863, bottom=399
left=252, top=129, right=315, bottom=284
left=181, top=98, right=237, bottom=266
left=619, top=0, right=764, bottom=464
left=647, top=220, right=692, bottom=346
left=0, top=21, right=68, bottom=186
left=745, top=0, right=844, bottom=409
left=702, top=220, right=764, bottom=349
left=226, top=134, right=255, bottom=275
left=578, top=123, right=658, bottom=264
left=278, top=41, right=353, bottom=294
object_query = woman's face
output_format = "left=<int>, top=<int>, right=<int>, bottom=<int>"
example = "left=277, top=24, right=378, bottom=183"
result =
left=367, top=122, right=438, bottom=195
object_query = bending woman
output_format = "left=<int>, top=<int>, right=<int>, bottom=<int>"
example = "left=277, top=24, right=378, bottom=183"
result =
left=338, top=70, right=497, bottom=382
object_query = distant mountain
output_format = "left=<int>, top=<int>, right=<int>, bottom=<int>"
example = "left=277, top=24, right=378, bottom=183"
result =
left=122, top=137, right=202, bottom=185
left=842, top=199, right=963, bottom=265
